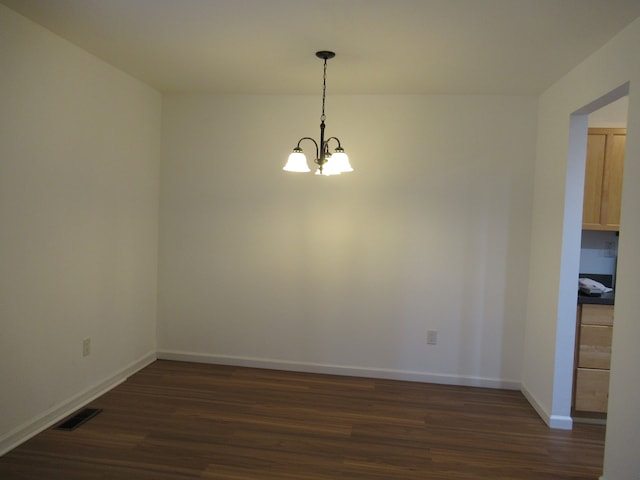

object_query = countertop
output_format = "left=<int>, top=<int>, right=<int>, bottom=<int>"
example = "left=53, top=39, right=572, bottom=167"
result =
left=578, top=291, right=615, bottom=305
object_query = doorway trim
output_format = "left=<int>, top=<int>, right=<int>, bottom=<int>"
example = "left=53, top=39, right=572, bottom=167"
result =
left=554, top=82, right=630, bottom=426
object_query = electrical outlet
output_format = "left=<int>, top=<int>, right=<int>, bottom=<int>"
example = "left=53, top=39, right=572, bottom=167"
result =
left=82, top=337, right=91, bottom=357
left=427, top=330, right=438, bottom=345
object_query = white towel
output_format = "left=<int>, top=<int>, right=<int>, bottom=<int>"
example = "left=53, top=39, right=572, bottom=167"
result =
left=579, top=277, right=613, bottom=293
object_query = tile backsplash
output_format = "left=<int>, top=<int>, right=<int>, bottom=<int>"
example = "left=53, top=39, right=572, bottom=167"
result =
left=580, top=230, right=618, bottom=279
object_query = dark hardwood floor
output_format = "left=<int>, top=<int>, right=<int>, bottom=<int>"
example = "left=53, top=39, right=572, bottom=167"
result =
left=0, top=360, right=605, bottom=479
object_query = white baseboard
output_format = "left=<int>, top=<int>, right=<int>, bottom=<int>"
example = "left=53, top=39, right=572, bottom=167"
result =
left=157, top=350, right=521, bottom=390
left=548, top=414, right=573, bottom=430
left=521, top=382, right=573, bottom=430
left=0, top=351, right=156, bottom=456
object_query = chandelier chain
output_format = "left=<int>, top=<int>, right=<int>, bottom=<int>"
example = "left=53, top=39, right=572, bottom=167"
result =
left=321, top=58, right=327, bottom=122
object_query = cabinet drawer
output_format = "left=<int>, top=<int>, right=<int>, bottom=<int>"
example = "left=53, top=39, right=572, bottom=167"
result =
left=575, top=368, right=610, bottom=413
left=581, top=304, right=614, bottom=326
left=578, top=325, right=612, bottom=369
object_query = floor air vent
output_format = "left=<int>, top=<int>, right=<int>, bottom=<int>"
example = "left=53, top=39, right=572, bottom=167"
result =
left=54, top=408, right=102, bottom=431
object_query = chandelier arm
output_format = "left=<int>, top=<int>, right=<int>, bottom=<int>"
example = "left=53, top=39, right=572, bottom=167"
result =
left=323, top=136, right=343, bottom=150
left=295, top=137, right=319, bottom=160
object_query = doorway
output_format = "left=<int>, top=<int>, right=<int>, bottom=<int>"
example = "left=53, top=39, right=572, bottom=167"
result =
left=563, top=86, right=629, bottom=426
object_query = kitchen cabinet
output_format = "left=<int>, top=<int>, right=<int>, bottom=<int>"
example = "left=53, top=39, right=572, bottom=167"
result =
left=582, top=128, right=626, bottom=231
left=574, top=304, right=614, bottom=413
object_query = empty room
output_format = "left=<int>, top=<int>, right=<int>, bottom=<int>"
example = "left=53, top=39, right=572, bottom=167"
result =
left=1, top=1, right=640, bottom=479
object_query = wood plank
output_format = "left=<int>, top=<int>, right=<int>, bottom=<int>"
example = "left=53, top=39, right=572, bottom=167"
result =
left=0, top=360, right=606, bottom=479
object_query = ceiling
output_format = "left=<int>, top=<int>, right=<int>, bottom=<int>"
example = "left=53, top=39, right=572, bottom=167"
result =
left=3, top=0, right=640, bottom=95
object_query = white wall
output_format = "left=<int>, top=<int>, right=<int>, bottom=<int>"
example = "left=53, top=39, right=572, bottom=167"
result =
left=589, top=96, right=628, bottom=128
left=0, top=5, right=161, bottom=453
left=523, top=16, right=640, bottom=479
left=158, top=94, right=537, bottom=387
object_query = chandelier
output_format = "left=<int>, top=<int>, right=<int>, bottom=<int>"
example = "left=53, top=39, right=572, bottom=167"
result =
left=283, top=51, right=353, bottom=176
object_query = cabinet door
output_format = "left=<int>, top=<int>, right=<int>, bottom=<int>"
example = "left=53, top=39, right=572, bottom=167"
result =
left=601, top=132, right=625, bottom=228
left=581, top=304, right=614, bottom=326
left=575, top=368, right=610, bottom=413
left=578, top=325, right=612, bottom=369
left=582, top=128, right=626, bottom=231
left=582, top=132, right=606, bottom=228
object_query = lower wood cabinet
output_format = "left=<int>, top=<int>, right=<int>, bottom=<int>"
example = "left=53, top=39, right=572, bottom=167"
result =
left=578, top=324, right=612, bottom=369
left=574, top=304, right=614, bottom=413
left=575, top=368, right=610, bottom=412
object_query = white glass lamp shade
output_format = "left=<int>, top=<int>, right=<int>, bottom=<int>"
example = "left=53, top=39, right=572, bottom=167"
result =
left=283, top=150, right=310, bottom=172
left=330, top=150, right=353, bottom=173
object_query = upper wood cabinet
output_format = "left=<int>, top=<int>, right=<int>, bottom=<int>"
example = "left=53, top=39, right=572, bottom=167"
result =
left=582, top=128, right=626, bottom=231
